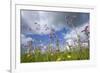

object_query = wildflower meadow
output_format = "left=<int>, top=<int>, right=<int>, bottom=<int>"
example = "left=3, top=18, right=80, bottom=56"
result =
left=20, top=10, right=90, bottom=63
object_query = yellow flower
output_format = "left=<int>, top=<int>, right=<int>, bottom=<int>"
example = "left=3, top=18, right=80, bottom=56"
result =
left=51, top=53, right=53, bottom=56
left=67, top=55, right=71, bottom=58
left=27, top=54, right=31, bottom=57
left=57, top=57, right=61, bottom=61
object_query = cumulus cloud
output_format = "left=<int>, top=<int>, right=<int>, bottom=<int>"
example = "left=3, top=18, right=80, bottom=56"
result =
left=21, top=10, right=67, bottom=35
left=21, top=10, right=89, bottom=35
left=64, top=23, right=89, bottom=45
left=21, top=34, right=33, bottom=45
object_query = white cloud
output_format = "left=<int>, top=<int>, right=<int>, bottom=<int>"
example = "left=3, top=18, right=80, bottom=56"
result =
left=21, top=10, right=89, bottom=36
left=21, top=11, right=67, bottom=35
left=21, top=34, right=33, bottom=45
left=64, top=23, right=89, bottom=45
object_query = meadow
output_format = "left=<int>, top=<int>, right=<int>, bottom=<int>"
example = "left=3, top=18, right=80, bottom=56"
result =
left=21, top=47, right=89, bottom=63
left=20, top=11, right=90, bottom=63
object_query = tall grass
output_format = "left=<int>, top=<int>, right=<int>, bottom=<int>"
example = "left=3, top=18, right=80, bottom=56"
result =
left=21, top=47, right=89, bottom=63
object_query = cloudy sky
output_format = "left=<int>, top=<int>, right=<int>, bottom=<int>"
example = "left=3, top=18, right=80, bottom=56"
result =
left=20, top=10, right=89, bottom=49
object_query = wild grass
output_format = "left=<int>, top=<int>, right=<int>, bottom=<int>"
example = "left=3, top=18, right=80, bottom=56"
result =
left=21, top=47, right=89, bottom=63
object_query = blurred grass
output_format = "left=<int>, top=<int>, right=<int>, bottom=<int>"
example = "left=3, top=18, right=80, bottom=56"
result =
left=21, top=48, right=89, bottom=63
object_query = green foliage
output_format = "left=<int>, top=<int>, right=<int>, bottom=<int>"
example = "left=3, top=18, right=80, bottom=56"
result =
left=21, top=48, right=89, bottom=63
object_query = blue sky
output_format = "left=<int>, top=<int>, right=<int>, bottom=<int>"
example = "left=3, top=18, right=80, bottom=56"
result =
left=21, top=10, right=89, bottom=49
left=24, top=27, right=70, bottom=47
